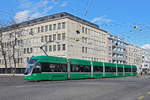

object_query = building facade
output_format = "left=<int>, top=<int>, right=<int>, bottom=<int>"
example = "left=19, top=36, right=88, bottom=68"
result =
left=108, top=34, right=127, bottom=64
left=0, top=12, right=109, bottom=73
left=126, top=44, right=142, bottom=71
left=141, top=49, right=150, bottom=74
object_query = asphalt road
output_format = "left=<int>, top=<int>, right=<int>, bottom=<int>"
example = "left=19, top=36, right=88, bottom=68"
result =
left=0, top=75, right=150, bottom=100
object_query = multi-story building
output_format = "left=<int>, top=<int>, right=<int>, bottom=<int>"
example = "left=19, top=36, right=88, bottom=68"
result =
left=108, top=34, right=127, bottom=64
left=0, top=12, right=109, bottom=73
left=126, top=44, right=142, bottom=71
left=141, top=49, right=150, bottom=73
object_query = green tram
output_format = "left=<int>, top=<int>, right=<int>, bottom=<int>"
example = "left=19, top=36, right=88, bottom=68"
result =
left=24, top=56, right=137, bottom=81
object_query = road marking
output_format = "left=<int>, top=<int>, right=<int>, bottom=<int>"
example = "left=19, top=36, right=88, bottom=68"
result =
left=138, top=96, right=144, bottom=100
left=147, top=91, right=150, bottom=95
left=11, top=85, right=40, bottom=88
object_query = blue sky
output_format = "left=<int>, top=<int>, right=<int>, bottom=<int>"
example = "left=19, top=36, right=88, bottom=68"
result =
left=0, top=0, right=150, bottom=48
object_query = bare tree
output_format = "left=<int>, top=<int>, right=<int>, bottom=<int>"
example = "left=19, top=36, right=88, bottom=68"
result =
left=9, top=23, right=24, bottom=73
left=0, top=19, right=24, bottom=73
left=0, top=27, right=8, bottom=73
left=12, top=25, right=20, bottom=72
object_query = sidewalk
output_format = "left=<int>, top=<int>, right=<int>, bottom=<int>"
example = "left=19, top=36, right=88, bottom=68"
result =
left=135, top=75, right=150, bottom=80
left=0, top=74, right=24, bottom=77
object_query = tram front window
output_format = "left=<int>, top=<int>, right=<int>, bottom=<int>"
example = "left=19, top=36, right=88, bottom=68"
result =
left=24, top=59, right=37, bottom=75
left=24, top=65, right=33, bottom=75
left=28, top=59, right=37, bottom=64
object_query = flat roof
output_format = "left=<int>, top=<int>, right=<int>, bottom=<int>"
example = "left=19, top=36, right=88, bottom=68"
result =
left=1, top=12, right=108, bottom=33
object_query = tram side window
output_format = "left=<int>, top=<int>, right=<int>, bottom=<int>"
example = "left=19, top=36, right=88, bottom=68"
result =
left=41, top=63, right=51, bottom=72
left=61, top=64, right=67, bottom=72
left=105, top=67, right=111, bottom=72
left=94, top=66, right=103, bottom=72
left=41, top=63, right=67, bottom=72
left=125, top=68, right=128, bottom=72
left=33, top=67, right=41, bottom=73
left=71, top=64, right=91, bottom=72
left=111, top=67, right=116, bottom=72
left=132, top=68, right=137, bottom=72
left=125, top=68, right=131, bottom=72
left=129, top=68, right=131, bottom=72
left=71, top=64, right=79, bottom=72
left=118, top=67, right=123, bottom=72
left=128, top=68, right=131, bottom=72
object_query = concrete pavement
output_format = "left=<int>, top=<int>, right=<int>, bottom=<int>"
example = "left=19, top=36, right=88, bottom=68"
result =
left=0, top=76, right=150, bottom=100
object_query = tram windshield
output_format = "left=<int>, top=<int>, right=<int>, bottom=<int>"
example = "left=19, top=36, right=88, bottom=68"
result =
left=28, top=59, right=37, bottom=64
left=24, top=59, right=37, bottom=75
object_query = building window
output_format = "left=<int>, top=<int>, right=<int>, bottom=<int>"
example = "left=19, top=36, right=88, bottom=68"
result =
left=27, top=57, right=30, bottom=63
left=109, top=53, right=112, bottom=56
left=62, top=22, right=66, bottom=29
left=109, top=39, right=112, bottom=43
left=30, top=48, right=33, bottom=53
left=57, top=34, right=61, bottom=40
left=53, top=34, right=56, bottom=41
left=27, top=48, right=29, bottom=53
left=82, top=37, right=84, bottom=43
left=57, top=44, right=61, bottom=51
left=38, top=27, right=40, bottom=33
left=20, top=58, right=23, bottom=63
left=45, top=36, right=48, bottom=42
left=58, top=23, right=61, bottom=29
left=49, top=25, right=52, bottom=31
left=53, top=45, right=56, bottom=51
left=85, top=28, right=87, bottom=34
left=85, top=47, right=87, bottom=53
left=49, top=35, right=52, bottom=42
left=82, top=47, right=84, bottom=53
left=109, top=46, right=111, bottom=51
left=45, top=25, right=48, bottom=32
left=53, top=24, right=56, bottom=30
left=49, top=45, right=52, bottom=52
left=82, top=26, right=84, bottom=33
left=30, top=28, right=33, bottom=35
left=9, top=33, right=12, bottom=38
left=62, top=33, right=65, bottom=40
left=41, top=36, right=44, bottom=42
left=62, top=44, right=66, bottom=50
left=24, top=48, right=26, bottom=54
left=45, top=46, right=47, bottom=52
left=88, top=29, right=90, bottom=34
left=41, top=26, right=44, bottom=32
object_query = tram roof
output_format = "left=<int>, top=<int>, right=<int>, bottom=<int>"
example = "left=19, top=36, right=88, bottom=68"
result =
left=69, top=58, right=91, bottom=66
left=104, top=62, right=116, bottom=67
left=31, top=56, right=67, bottom=64
left=92, top=61, right=103, bottom=66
